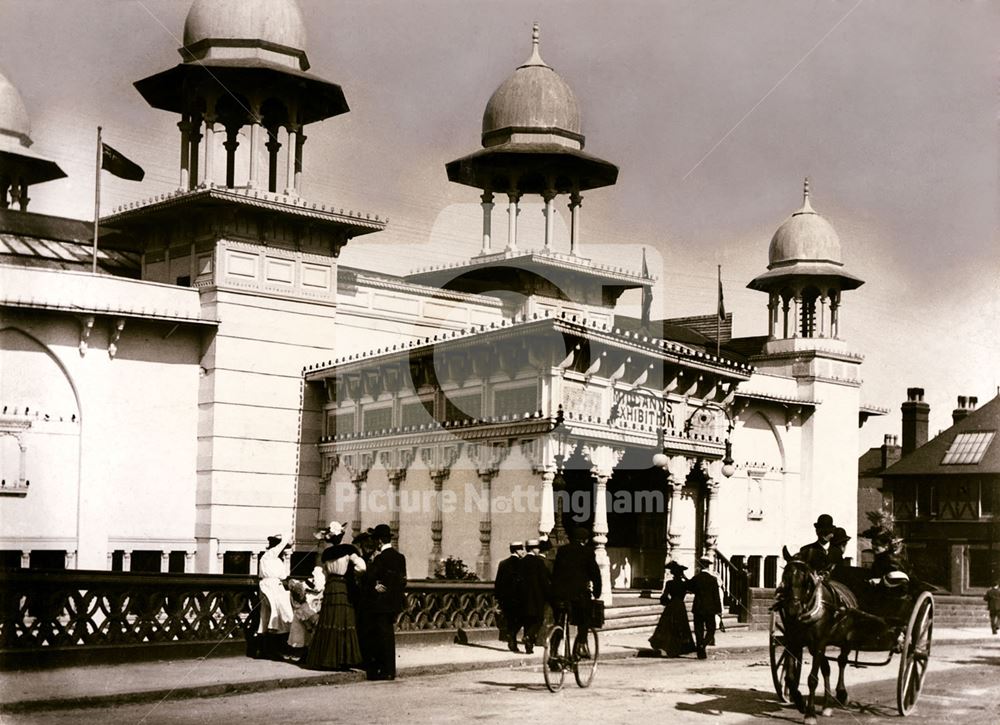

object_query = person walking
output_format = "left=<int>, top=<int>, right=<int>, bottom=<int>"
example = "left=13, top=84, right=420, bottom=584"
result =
left=350, top=529, right=378, bottom=673
left=519, top=539, right=550, bottom=654
left=689, top=556, right=723, bottom=659
left=304, top=522, right=367, bottom=670
left=256, top=533, right=293, bottom=660
left=548, top=527, right=601, bottom=669
left=649, top=560, right=695, bottom=657
left=985, top=580, right=1000, bottom=635
left=366, top=523, right=407, bottom=680
left=495, top=541, right=526, bottom=652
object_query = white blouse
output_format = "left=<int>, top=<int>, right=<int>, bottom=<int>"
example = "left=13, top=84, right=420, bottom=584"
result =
left=323, top=552, right=367, bottom=577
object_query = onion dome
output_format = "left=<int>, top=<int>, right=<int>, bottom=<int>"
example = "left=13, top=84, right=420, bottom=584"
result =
left=481, top=24, right=582, bottom=148
left=182, top=0, right=309, bottom=70
left=0, top=69, right=66, bottom=187
left=768, top=178, right=842, bottom=266
left=748, top=179, right=863, bottom=292
left=447, top=24, right=617, bottom=195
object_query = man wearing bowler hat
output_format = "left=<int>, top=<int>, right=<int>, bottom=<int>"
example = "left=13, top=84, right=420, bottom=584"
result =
left=495, top=542, right=526, bottom=652
left=798, top=513, right=837, bottom=571
left=548, top=527, right=601, bottom=668
left=689, top=555, right=723, bottom=658
left=366, top=523, right=407, bottom=680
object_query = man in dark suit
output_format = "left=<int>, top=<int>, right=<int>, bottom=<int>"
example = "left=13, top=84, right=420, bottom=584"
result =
left=495, top=542, right=525, bottom=652
left=689, top=556, right=723, bottom=659
left=798, top=513, right=836, bottom=571
left=519, top=539, right=550, bottom=654
left=548, top=527, right=601, bottom=667
left=366, top=523, right=407, bottom=680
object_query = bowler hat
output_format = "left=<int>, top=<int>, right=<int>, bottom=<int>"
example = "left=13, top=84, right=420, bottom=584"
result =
left=814, top=514, right=835, bottom=533
left=371, top=523, right=392, bottom=542
left=831, top=527, right=851, bottom=546
left=570, top=527, right=591, bottom=543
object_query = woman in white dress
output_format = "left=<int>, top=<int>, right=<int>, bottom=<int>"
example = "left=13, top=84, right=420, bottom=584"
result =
left=257, top=533, right=293, bottom=659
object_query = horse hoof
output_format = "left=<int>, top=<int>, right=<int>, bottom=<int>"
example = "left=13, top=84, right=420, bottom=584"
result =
left=822, top=707, right=834, bottom=717
left=836, top=691, right=848, bottom=706
left=804, top=717, right=818, bottom=725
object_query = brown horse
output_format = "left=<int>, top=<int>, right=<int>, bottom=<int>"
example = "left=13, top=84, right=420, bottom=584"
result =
left=776, top=547, right=890, bottom=724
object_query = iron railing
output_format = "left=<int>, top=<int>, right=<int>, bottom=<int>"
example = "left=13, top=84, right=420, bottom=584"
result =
left=713, top=551, right=750, bottom=622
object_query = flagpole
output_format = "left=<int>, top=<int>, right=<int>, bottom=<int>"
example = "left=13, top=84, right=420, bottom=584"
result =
left=716, top=264, right=721, bottom=358
left=92, top=126, right=102, bottom=274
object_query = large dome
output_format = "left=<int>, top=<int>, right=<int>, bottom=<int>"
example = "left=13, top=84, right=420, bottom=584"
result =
left=481, top=25, right=582, bottom=147
left=183, top=0, right=307, bottom=56
left=0, top=70, right=32, bottom=147
left=768, top=183, right=842, bottom=267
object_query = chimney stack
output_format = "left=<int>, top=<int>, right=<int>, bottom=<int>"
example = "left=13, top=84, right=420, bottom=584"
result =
left=901, top=387, right=929, bottom=455
left=880, top=433, right=901, bottom=470
left=952, top=395, right=977, bottom=426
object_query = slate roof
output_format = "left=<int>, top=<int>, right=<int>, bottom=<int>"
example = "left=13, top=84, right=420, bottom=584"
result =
left=882, top=394, right=1000, bottom=477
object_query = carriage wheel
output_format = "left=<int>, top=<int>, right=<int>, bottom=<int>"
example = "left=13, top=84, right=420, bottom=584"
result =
left=897, top=591, right=933, bottom=716
left=769, top=610, right=794, bottom=703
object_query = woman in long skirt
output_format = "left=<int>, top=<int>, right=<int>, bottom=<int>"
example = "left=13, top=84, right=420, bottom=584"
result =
left=649, top=560, right=696, bottom=657
left=257, top=534, right=293, bottom=659
left=305, top=522, right=367, bottom=670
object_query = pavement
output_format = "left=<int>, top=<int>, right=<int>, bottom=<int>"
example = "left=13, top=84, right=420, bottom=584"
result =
left=0, top=625, right=994, bottom=715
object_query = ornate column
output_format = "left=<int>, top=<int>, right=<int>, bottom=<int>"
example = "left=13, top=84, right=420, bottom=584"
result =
left=664, top=455, right=691, bottom=567
left=266, top=126, right=281, bottom=193
left=345, top=453, right=373, bottom=539
left=505, top=191, right=520, bottom=252
left=122, top=550, right=132, bottom=572
left=818, top=294, right=828, bottom=338
left=582, top=445, right=623, bottom=606
left=538, top=467, right=556, bottom=537
left=178, top=114, right=192, bottom=189
left=830, top=291, right=841, bottom=338
left=475, top=469, right=497, bottom=580
left=701, top=462, right=722, bottom=562
left=20, top=550, right=29, bottom=569
left=160, top=551, right=170, bottom=573
left=429, top=470, right=447, bottom=575
left=791, top=293, right=801, bottom=338
left=247, top=102, right=262, bottom=189
left=184, top=550, right=196, bottom=573
left=542, top=188, right=556, bottom=250
left=188, top=113, right=203, bottom=190
left=480, top=191, right=494, bottom=253
left=203, top=106, right=216, bottom=188
left=568, top=192, right=582, bottom=255
left=284, top=124, right=300, bottom=196
left=781, top=295, right=790, bottom=339
left=767, top=293, right=778, bottom=339
left=223, top=124, right=240, bottom=188
left=294, top=131, right=306, bottom=194
left=382, top=446, right=414, bottom=546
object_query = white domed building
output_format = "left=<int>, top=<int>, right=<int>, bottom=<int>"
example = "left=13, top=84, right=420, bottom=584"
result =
left=0, top=2, right=877, bottom=609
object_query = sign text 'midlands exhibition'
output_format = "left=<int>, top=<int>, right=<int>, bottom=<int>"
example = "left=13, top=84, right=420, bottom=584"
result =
left=612, top=390, right=676, bottom=429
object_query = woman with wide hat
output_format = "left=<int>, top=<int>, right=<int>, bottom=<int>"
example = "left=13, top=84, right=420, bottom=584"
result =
left=649, top=560, right=696, bottom=657
left=304, top=522, right=367, bottom=670
left=256, top=533, right=293, bottom=659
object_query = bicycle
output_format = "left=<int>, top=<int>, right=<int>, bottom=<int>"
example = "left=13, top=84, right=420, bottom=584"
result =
left=542, top=602, right=600, bottom=692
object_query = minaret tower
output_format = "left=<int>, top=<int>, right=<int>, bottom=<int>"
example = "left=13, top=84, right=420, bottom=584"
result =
left=0, top=70, right=65, bottom=211
left=747, top=178, right=866, bottom=543
left=104, top=0, right=386, bottom=571
left=411, top=24, right=649, bottom=325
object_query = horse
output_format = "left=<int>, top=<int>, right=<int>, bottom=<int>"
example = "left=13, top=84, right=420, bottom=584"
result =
left=776, top=547, right=890, bottom=724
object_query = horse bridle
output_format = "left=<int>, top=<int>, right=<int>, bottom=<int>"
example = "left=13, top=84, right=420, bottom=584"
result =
left=784, top=560, right=825, bottom=624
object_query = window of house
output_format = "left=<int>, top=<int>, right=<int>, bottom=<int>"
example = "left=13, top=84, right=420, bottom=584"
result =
left=916, top=481, right=937, bottom=517
left=362, top=406, right=392, bottom=433
left=130, top=550, right=163, bottom=572
left=28, top=550, right=66, bottom=570
left=444, top=393, right=481, bottom=422
left=168, top=551, right=187, bottom=573
left=493, top=385, right=538, bottom=417
left=981, top=481, right=995, bottom=517
left=223, top=551, right=251, bottom=575
left=968, top=547, right=995, bottom=588
left=941, top=431, right=995, bottom=465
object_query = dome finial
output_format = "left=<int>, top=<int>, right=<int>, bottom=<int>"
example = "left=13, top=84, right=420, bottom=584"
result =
left=523, top=21, right=548, bottom=67
left=797, top=176, right=815, bottom=214
left=803, top=176, right=810, bottom=201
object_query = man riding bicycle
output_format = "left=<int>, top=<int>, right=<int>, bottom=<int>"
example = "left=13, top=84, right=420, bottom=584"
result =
left=548, top=526, right=602, bottom=669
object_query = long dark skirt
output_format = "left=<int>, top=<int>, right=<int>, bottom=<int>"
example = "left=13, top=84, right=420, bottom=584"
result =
left=304, top=575, right=362, bottom=670
left=649, top=599, right=696, bottom=657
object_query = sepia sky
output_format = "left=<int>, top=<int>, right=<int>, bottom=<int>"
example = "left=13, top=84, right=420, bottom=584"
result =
left=1, top=0, right=997, bottom=453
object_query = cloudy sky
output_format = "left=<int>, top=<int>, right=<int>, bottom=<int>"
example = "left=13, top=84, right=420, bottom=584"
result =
left=1, top=0, right=996, bottom=452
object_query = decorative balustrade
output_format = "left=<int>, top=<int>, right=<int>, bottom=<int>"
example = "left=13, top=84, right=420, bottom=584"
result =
left=0, top=569, right=498, bottom=667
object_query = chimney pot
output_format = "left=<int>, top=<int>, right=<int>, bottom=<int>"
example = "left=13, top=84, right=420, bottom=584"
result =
left=970, top=396, right=978, bottom=408
left=958, top=395, right=967, bottom=408
left=883, top=434, right=892, bottom=445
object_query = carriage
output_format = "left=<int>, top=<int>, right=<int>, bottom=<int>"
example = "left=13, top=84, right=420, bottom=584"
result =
left=769, top=568, right=934, bottom=718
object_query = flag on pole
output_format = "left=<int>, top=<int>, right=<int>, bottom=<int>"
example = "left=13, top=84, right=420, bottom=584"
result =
left=101, top=143, right=145, bottom=181
left=640, top=248, right=652, bottom=328
left=718, top=269, right=726, bottom=321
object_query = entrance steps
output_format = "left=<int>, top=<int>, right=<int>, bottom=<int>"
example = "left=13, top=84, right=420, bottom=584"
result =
left=603, top=589, right=746, bottom=634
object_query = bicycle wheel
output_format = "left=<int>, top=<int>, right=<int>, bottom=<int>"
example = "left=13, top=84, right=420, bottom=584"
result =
left=573, top=627, right=599, bottom=688
left=543, top=625, right=567, bottom=692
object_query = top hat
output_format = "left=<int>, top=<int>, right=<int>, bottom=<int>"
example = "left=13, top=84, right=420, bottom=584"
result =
left=831, top=527, right=851, bottom=546
left=371, top=523, right=392, bottom=542
left=570, top=527, right=591, bottom=543
left=814, top=514, right=835, bottom=532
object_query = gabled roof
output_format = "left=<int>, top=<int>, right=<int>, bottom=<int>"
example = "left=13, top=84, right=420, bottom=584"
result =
left=882, top=394, right=1000, bottom=477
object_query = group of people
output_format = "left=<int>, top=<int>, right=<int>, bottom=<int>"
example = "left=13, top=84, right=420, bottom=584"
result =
left=493, top=527, right=602, bottom=665
left=255, top=522, right=408, bottom=681
left=648, top=555, right=723, bottom=660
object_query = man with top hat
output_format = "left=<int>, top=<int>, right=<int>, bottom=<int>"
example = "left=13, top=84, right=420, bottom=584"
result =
left=365, top=523, right=407, bottom=680
left=518, top=539, right=551, bottom=654
left=495, top=541, right=526, bottom=652
left=688, top=555, right=723, bottom=659
left=548, top=527, right=601, bottom=668
left=798, top=513, right=837, bottom=571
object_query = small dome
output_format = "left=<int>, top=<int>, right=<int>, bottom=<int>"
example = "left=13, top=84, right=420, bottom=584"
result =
left=768, top=179, right=842, bottom=267
left=183, top=0, right=307, bottom=55
left=481, top=24, right=582, bottom=146
left=0, top=70, right=32, bottom=147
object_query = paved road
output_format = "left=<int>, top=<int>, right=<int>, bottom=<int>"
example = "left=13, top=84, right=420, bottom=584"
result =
left=7, top=642, right=998, bottom=725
